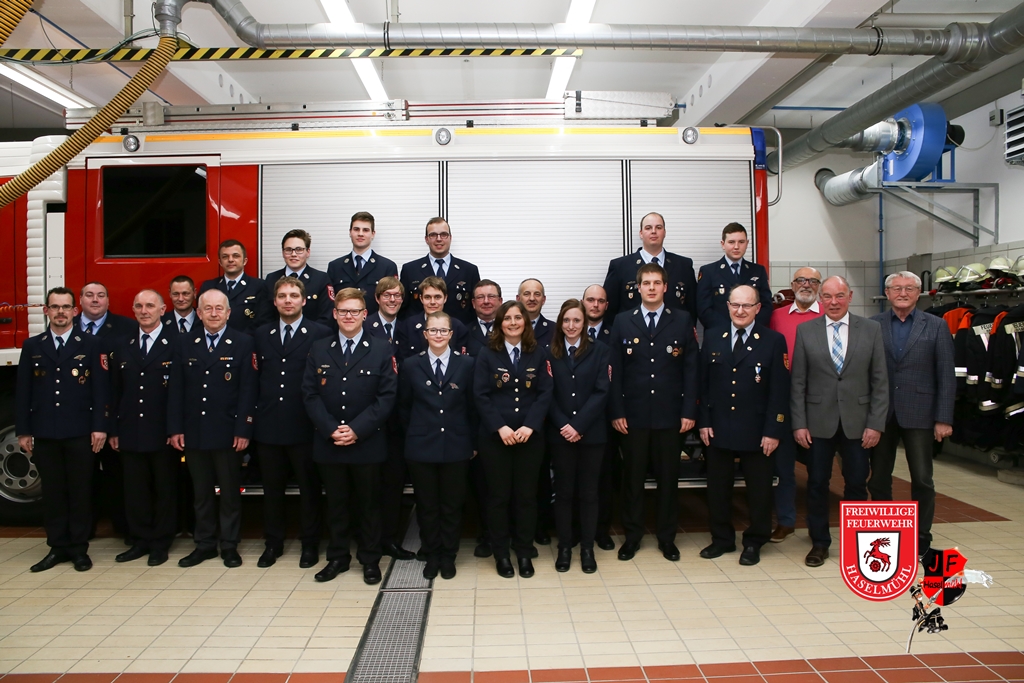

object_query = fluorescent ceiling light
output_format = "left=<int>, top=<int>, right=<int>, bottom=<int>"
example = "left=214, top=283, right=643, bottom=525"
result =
left=320, top=0, right=390, bottom=101
left=545, top=0, right=596, bottom=100
left=0, top=63, right=95, bottom=109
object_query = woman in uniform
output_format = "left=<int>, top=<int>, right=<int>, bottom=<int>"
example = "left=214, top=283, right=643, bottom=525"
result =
left=474, top=300, right=553, bottom=579
left=547, top=299, right=611, bottom=574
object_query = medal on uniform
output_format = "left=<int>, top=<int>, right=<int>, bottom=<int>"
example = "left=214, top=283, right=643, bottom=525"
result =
left=633, top=337, right=640, bottom=344
left=719, top=284, right=725, bottom=295
left=321, top=377, right=327, bottom=385
left=225, top=371, right=232, bottom=381
left=79, top=376, right=86, bottom=384
left=626, top=347, right=632, bottom=355
left=501, top=373, right=510, bottom=383
left=72, top=368, right=79, bottom=376
left=755, top=364, right=762, bottom=383
left=666, top=345, right=673, bottom=354
left=496, top=380, right=502, bottom=388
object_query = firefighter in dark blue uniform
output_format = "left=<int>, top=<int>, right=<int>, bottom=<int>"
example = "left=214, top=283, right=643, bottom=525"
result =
left=326, top=212, right=399, bottom=317
left=109, top=289, right=178, bottom=567
left=399, top=217, right=480, bottom=325
left=253, top=277, right=332, bottom=569
left=198, top=239, right=272, bottom=333
left=161, top=275, right=198, bottom=335
left=16, top=287, right=109, bottom=573
left=518, top=279, right=555, bottom=351
left=698, top=284, right=790, bottom=566
left=696, top=222, right=773, bottom=331
left=398, top=311, right=477, bottom=580
left=609, top=263, right=698, bottom=563
left=602, top=212, right=698, bottom=321
left=467, top=280, right=502, bottom=358
left=168, top=288, right=258, bottom=569
left=396, top=277, right=470, bottom=360
left=265, top=229, right=334, bottom=324
left=582, top=284, right=616, bottom=551
left=303, top=288, right=398, bottom=585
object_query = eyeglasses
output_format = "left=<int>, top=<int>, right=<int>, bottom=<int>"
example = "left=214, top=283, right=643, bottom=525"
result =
left=474, top=294, right=500, bottom=301
left=379, top=293, right=403, bottom=301
left=46, top=304, right=74, bottom=312
left=335, top=308, right=366, bottom=318
left=727, top=302, right=758, bottom=310
left=886, top=286, right=920, bottom=293
left=282, top=247, right=307, bottom=255
left=793, top=277, right=821, bottom=286
left=426, top=231, right=451, bottom=240
left=425, top=328, right=452, bottom=336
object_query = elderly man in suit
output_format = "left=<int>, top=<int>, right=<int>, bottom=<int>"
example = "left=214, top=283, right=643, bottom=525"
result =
left=791, top=276, right=888, bottom=568
left=869, top=271, right=955, bottom=556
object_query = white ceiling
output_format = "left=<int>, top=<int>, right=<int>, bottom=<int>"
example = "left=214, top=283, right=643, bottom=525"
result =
left=4, top=0, right=1024, bottom=134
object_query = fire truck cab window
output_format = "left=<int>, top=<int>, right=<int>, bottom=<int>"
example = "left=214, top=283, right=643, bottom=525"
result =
left=103, top=165, right=207, bottom=258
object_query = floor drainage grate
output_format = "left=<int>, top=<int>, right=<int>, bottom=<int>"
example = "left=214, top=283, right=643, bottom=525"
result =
left=384, top=559, right=431, bottom=590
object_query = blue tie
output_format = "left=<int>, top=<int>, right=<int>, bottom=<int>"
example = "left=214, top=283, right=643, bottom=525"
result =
left=207, top=333, right=218, bottom=352
left=511, top=347, right=520, bottom=370
left=732, top=263, right=741, bottom=279
left=831, top=322, right=844, bottom=374
left=354, top=254, right=364, bottom=275
left=140, top=334, right=150, bottom=357
left=344, top=338, right=354, bottom=363
left=435, top=258, right=446, bottom=279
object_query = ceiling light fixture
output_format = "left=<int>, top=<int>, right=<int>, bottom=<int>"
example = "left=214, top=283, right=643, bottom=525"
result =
left=0, top=63, right=95, bottom=109
left=544, top=0, right=596, bottom=101
left=319, top=0, right=390, bottom=102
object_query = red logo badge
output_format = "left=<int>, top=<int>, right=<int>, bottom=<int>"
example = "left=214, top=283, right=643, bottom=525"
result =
left=921, top=549, right=968, bottom=606
left=327, top=285, right=336, bottom=301
left=840, top=502, right=918, bottom=601
left=99, top=353, right=108, bottom=371
left=251, top=352, right=258, bottom=371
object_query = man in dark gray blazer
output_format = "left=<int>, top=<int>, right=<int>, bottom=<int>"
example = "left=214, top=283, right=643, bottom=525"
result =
left=869, top=271, right=955, bottom=555
left=791, top=276, right=889, bottom=568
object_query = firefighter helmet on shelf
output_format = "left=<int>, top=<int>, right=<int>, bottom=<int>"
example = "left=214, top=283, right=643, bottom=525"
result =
left=988, top=256, right=1013, bottom=274
left=957, top=263, right=988, bottom=283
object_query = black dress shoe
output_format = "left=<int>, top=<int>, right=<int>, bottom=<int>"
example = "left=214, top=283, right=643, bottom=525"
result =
left=423, top=561, right=439, bottom=580
left=595, top=535, right=616, bottom=551
left=739, top=545, right=760, bottom=566
left=580, top=548, right=597, bottom=574
left=474, top=541, right=493, bottom=558
left=257, top=546, right=282, bottom=568
left=535, top=532, right=551, bottom=546
left=517, top=556, right=535, bottom=578
left=617, top=540, right=640, bottom=561
left=658, top=542, right=681, bottom=561
left=299, top=545, right=319, bottom=569
left=495, top=557, right=515, bottom=578
left=315, top=558, right=350, bottom=582
left=148, top=550, right=169, bottom=566
left=699, top=543, right=737, bottom=559
left=222, top=549, right=242, bottom=568
left=116, top=545, right=149, bottom=563
left=72, top=554, right=92, bottom=572
left=440, top=559, right=456, bottom=580
left=178, top=547, right=218, bottom=568
left=555, top=547, right=572, bottom=572
left=526, top=545, right=539, bottom=559
left=30, top=549, right=69, bottom=573
left=363, top=563, right=382, bottom=585
left=805, top=545, right=829, bottom=567
left=382, top=542, right=416, bottom=560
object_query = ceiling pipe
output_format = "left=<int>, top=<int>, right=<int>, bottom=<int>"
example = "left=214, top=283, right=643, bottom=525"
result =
left=868, top=13, right=999, bottom=29
left=769, top=2, right=1024, bottom=173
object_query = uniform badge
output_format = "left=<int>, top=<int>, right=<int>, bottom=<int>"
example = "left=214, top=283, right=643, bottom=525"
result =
left=100, top=354, right=108, bottom=370
left=753, top=333, right=760, bottom=339
left=720, top=263, right=725, bottom=269
left=72, top=368, right=79, bottom=376
left=672, top=348, right=680, bottom=357
left=633, top=338, right=640, bottom=344
left=84, top=369, right=90, bottom=377
left=321, top=377, right=327, bottom=385
left=245, top=309, right=254, bottom=318
left=776, top=414, right=785, bottom=423
left=783, top=352, right=790, bottom=370
left=225, top=371, right=232, bottom=381
left=225, top=339, right=232, bottom=344
left=373, top=321, right=379, bottom=328
left=74, top=354, right=86, bottom=360
left=626, top=348, right=633, bottom=355
left=312, top=294, right=317, bottom=300
left=666, top=345, right=673, bottom=354
left=697, top=271, right=703, bottom=281
left=755, top=364, right=762, bottom=383
left=496, top=380, right=502, bottom=388
left=327, top=285, right=336, bottom=300
left=546, top=360, right=553, bottom=377
left=79, top=376, right=86, bottom=385
left=501, top=373, right=510, bottom=383
left=608, top=365, right=612, bottom=381
left=392, top=357, right=398, bottom=374
left=526, top=380, right=531, bottom=388
left=301, top=327, right=307, bottom=334
left=719, top=285, right=725, bottom=295
left=252, top=353, right=258, bottom=370
left=449, top=382, right=459, bottom=389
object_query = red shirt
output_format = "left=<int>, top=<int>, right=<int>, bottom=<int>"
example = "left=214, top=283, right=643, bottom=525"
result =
left=770, top=301, right=825, bottom=368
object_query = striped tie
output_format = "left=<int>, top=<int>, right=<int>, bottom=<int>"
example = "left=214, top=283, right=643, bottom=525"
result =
left=830, top=321, right=844, bottom=374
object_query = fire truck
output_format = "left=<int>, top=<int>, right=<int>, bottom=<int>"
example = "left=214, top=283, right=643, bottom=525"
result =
left=0, top=94, right=773, bottom=524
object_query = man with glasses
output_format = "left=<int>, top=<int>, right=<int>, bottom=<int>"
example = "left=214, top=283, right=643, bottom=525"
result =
left=267, top=229, right=334, bottom=324
left=396, top=277, right=469, bottom=360
left=870, top=272, right=954, bottom=558
left=697, top=223, right=773, bottom=331
left=400, top=217, right=480, bottom=325
left=468, top=280, right=502, bottom=356
left=303, top=288, right=397, bottom=584
left=16, top=287, right=109, bottom=573
left=162, top=275, right=198, bottom=335
left=791, top=276, right=888, bottom=568
left=199, top=240, right=271, bottom=334
left=327, top=212, right=399, bottom=317
left=768, top=266, right=824, bottom=543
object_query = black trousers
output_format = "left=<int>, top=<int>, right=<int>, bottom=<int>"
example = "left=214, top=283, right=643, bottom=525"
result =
left=94, top=444, right=128, bottom=536
left=319, top=461, right=382, bottom=565
left=479, top=434, right=545, bottom=558
left=705, top=446, right=775, bottom=548
left=468, top=456, right=490, bottom=541
left=408, top=460, right=468, bottom=561
left=186, top=448, right=242, bottom=552
left=870, top=417, right=936, bottom=548
left=536, top=449, right=554, bottom=534
left=552, top=440, right=603, bottom=550
left=121, top=448, right=179, bottom=552
left=381, top=425, right=409, bottom=546
left=34, top=436, right=94, bottom=556
left=256, top=442, right=323, bottom=548
left=621, top=428, right=680, bottom=545
left=596, top=436, right=620, bottom=538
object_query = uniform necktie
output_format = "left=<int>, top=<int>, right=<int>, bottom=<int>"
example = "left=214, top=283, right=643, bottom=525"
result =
left=435, top=258, right=446, bottom=279
left=354, top=254, right=364, bottom=275
left=567, top=345, right=576, bottom=370
left=734, top=328, right=745, bottom=355
left=85, top=321, right=95, bottom=335
left=435, top=358, right=444, bottom=385
left=647, top=311, right=657, bottom=336
left=511, top=347, right=520, bottom=370
left=732, top=263, right=741, bottom=278
left=56, top=335, right=64, bottom=352
left=344, top=338, right=354, bottom=363
left=652, top=256, right=659, bottom=265
left=282, top=324, right=293, bottom=348
left=227, top=280, right=236, bottom=292
left=483, top=321, right=493, bottom=336
left=831, top=322, right=844, bottom=373
left=207, top=332, right=218, bottom=352
left=140, top=333, right=150, bottom=357
left=588, top=327, right=597, bottom=341
left=179, top=318, right=187, bottom=334
left=385, top=322, right=393, bottom=343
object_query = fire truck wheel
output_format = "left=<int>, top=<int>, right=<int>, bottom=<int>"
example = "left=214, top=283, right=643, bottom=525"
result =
left=0, top=392, right=44, bottom=525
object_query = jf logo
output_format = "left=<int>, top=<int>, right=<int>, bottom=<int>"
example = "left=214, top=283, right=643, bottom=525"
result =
left=840, top=502, right=918, bottom=601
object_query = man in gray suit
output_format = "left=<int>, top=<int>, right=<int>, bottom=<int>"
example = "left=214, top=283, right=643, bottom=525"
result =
left=791, top=276, right=889, bottom=567
left=869, top=271, right=955, bottom=556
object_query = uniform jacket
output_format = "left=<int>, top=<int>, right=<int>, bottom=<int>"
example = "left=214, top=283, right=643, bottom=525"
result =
left=264, top=264, right=334, bottom=324
left=609, top=306, right=699, bottom=429
left=302, top=334, right=397, bottom=464
left=16, top=330, right=110, bottom=439
left=199, top=274, right=272, bottom=333
left=698, top=323, right=790, bottom=451
left=399, top=255, right=481, bottom=325
left=588, top=322, right=613, bottom=346
left=167, top=327, right=258, bottom=449
left=363, top=315, right=399, bottom=357
left=326, top=252, right=399, bottom=317
left=696, top=257, right=773, bottom=330
left=109, top=327, right=175, bottom=452
left=395, top=314, right=469, bottom=360
left=72, top=312, right=135, bottom=353
left=546, top=341, right=611, bottom=445
left=603, top=249, right=697, bottom=321
left=871, top=309, right=956, bottom=429
left=466, top=319, right=494, bottom=357
left=253, top=318, right=333, bottom=445
left=531, top=314, right=554, bottom=350
left=473, top=345, right=554, bottom=435
left=397, top=351, right=476, bottom=462
left=790, top=314, right=889, bottom=439
left=161, top=311, right=199, bottom=336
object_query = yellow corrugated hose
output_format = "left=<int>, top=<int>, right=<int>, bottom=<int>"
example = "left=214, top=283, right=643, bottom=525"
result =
left=0, top=0, right=33, bottom=47
left=0, top=34, right=178, bottom=208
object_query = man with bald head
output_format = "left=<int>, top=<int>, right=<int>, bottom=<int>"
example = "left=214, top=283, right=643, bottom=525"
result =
left=169, top=288, right=258, bottom=568
left=518, top=279, right=554, bottom=350
left=790, top=276, right=888, bottom=568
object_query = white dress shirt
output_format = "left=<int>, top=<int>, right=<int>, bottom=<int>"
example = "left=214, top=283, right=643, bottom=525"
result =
left=824, top=313, right=851, bottom=363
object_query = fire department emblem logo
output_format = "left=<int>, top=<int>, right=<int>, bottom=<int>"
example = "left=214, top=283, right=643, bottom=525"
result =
left=840, top=502, right=918, bottom=601
left=921, top=549, right=968, bottom=606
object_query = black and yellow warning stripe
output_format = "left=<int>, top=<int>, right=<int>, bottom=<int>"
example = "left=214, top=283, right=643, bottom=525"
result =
left=0, top=46, right=584, bottom=63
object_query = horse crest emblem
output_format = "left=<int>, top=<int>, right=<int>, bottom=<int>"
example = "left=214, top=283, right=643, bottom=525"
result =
left=840, top=502, right=918, bottom=601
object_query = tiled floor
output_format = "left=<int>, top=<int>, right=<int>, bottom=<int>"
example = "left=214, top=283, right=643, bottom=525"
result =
left=0, top=453, right=1022, bottom=679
